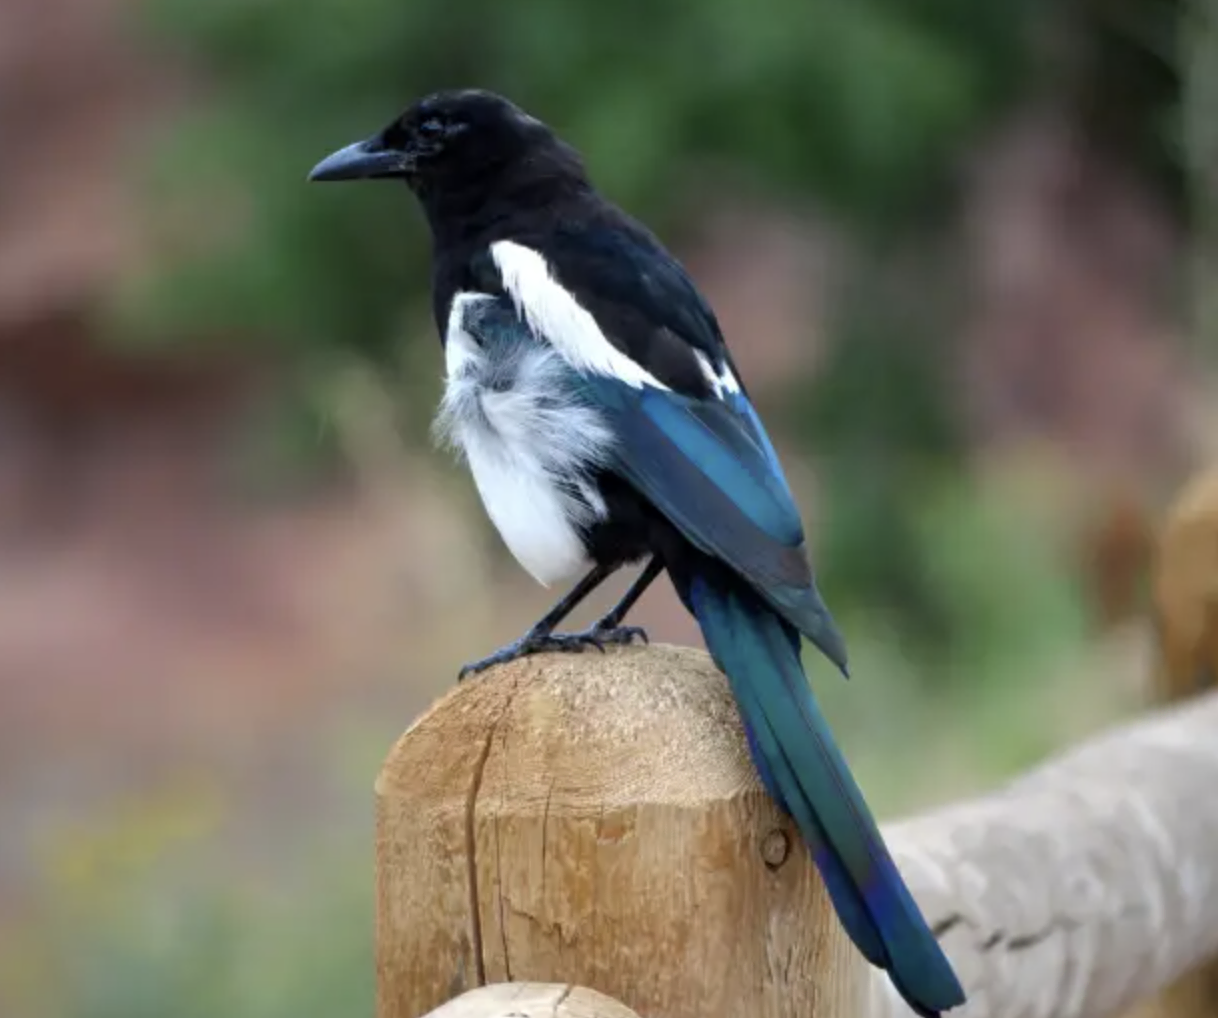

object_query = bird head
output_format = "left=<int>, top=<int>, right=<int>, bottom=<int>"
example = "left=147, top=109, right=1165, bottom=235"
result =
left=307, top=89, right=572, bottom=196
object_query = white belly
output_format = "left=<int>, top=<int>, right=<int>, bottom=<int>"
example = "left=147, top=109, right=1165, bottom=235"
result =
left=433, top=295, right=614, bottom=588
left=462, top=410, right=592, bottom=586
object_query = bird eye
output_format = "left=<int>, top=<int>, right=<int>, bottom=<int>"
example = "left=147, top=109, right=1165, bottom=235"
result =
left=418, top=118, right=445, bottom=139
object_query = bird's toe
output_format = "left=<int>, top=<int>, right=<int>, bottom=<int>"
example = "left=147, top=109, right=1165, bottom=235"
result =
left=595, top=624, right=649, bottom=646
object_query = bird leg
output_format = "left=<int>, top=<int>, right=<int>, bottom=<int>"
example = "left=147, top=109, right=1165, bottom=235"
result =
left=584, top=555, right=663, bottom=638
left=457, top=558, right=663, bottom=681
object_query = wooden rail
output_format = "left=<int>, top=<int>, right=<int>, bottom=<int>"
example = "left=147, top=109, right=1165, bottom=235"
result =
left=1124, top=471, right=1218, bottom=1018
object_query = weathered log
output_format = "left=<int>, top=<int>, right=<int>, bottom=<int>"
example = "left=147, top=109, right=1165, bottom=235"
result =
left=1125, top=468, right=1218, bottom=1018
left=877, top=689, right=1218, bottom=1018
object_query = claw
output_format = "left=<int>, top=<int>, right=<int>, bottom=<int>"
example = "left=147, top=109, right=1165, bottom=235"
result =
left=595, top=624, right=648, bottom=647
left=456, top=623, right=651, bottom=682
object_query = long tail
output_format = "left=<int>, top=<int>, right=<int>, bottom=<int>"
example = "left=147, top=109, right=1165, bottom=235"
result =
left=683, top=567, right=965, bottom=1017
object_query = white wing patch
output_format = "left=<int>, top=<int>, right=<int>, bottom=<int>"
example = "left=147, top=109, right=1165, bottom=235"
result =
left=693, top=349, right=742, bottom=397
left=433, top=292, right=614, bottom=587
left=490, top=240, right=669, bottom=391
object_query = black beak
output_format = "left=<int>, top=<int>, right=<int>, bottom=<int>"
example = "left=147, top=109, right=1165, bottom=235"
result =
left=308, top=134, right=413, bottom=182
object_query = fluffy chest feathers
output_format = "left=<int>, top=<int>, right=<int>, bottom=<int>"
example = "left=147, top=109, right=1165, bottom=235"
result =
left=433, top=293, right=614, bottom=586
left=431, top=238, right=746, bottom=589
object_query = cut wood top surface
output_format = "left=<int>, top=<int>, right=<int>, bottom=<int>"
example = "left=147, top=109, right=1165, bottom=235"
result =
left=421, top=983, right=642, bottom=1018
left=378, top=643, right=767, bottom=812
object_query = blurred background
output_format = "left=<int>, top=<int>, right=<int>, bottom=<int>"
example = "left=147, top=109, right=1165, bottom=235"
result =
left=0, top=0, right=1213, bottom=1014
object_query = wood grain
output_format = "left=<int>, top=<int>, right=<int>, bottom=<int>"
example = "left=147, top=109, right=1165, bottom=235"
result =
left=376, top=643, right=868, bottom=1018
left=421, top=983, right=641, bottom=1018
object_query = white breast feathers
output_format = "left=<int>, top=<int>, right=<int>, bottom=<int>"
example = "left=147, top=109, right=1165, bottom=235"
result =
left=432, top=293, right=615, bottom=587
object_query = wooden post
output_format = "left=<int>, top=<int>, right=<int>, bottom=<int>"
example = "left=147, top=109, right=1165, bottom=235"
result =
left=375, top=644, right=869, bottom=1018
left=421, top=983, right=641, bottom=1017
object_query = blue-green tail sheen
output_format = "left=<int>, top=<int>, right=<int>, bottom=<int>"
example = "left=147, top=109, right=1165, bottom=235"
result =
left=685, top=571, right=965, bottom=1017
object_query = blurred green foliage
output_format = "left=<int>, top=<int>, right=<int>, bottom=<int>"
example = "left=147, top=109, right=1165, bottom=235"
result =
left=108, top=0, right=1067, bottom=646
left=779, top=259, right=967, bottom=657
left=104, top=0, right=1188, bottom=665
left=113, top=0, right=1049, bottom=366
left=1182, top=0, right=1218, bottom=363
left=17, top=803, right=370, bottom=1018
left=1075, top=0, right=1185, bottom=211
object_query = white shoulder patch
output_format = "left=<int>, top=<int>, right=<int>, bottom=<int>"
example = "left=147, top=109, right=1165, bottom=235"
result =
left=693, top=349, right=742, bottom=398
left=490, top=240, right=668, bottom=391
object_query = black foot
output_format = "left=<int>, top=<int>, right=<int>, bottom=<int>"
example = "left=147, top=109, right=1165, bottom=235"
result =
left=457, top=624, right=649, bottom=682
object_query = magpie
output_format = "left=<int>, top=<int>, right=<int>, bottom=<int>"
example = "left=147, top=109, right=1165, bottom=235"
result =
left=309, top=89, right=965, bottom=1016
